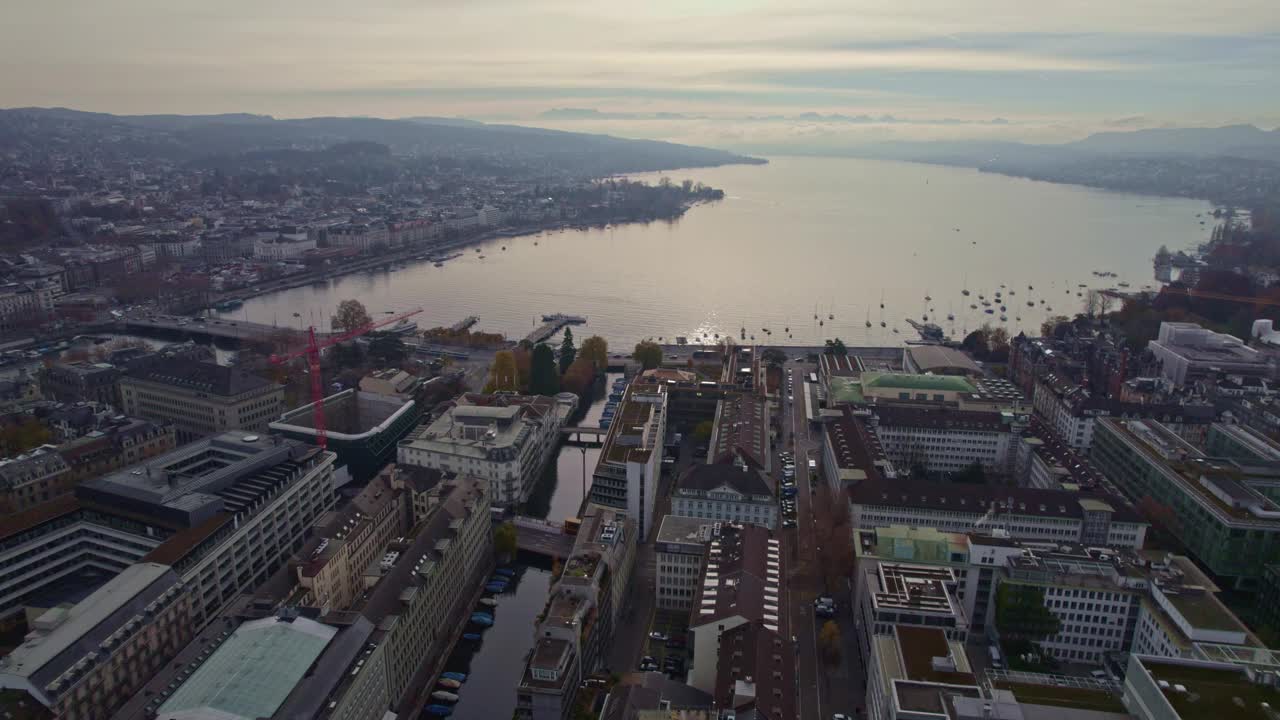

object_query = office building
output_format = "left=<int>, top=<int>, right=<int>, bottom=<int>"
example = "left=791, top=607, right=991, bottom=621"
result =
left=398, top=392, right=575, bottom=507
left=119, top=359, right=284, bottom=442
left=1032, top=371, right=1214, bottom=451
left=1015, top=420, right=1107, bottom=491
left=272, top=388, right=423, bottom=483
left=864, top=624, right=980, bottom=720
left=39, top=362, right=121, bottom=407
left=1091, top=417, right=1280, bottom=589
left=1204, top=423, right=1280, bottom=464
left=672, top=462, right=777, bottom=529
left=589, top=381, right=667, bottom=540
left=854, top=562, right=967, bottom=667
left=654, top=516, right=713, bottom=611
left=686, top=525, right=789, bottom=698
left=848, top=477, right=1148, bottom=548
left=1149, top=322, right=1269, bottom=387
left=821, top=410, right=893, bottom=491
left=868, top=405, right=1026, bottom=476
left=517, top=504, right=637, bottom=720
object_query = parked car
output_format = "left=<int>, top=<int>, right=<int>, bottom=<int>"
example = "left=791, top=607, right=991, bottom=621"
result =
left=648, top=631, right=668, bottom=641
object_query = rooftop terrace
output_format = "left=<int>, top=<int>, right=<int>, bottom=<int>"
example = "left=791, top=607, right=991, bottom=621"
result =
left=1141, top=658, right=1280, bottom=720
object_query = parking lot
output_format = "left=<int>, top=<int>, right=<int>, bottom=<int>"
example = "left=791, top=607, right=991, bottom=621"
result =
left=639, top=609, right=691, bottom=678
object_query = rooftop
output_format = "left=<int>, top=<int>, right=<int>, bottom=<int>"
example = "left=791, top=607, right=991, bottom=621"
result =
left=123, top=358, right=276, bottom=397
left=895, top=625, right=974, bottom=685
left=156, top=615, right=337, bottom=720
left=863, top=372, right=977, bottom=394
left=907, top=346, right=981, bottom=376
left=655, top=515, right=715, bottom=549
left=1139, top=657, right=1280, bottom=720
left=675, top=463, right=772, bottom=499
left=691, top=525, right=783, bottom=633
left=848, top=476, right=1143, bottom=525
left=601, top=382, right=665, bottom=465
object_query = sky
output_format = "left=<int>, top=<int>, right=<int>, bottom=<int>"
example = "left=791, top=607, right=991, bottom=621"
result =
left=2, top=0, right=1278, bottom=151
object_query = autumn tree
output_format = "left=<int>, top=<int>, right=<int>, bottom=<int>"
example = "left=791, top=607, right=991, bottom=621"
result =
left=693, top=420, right=714, bottom=443
left=333, top=299, right=372, bottom=333
left=634, top=340, right=662, bottom=370
left=561, top=357, right=597, bottom=398
left=0, top=418, right=52, bottom=455
left=485, top=350, right=519, bottom=392
left=580, top=335, right=609, bottom=370
left=559, top=327, right=577, bottom=375
left=1040, top=315, right=1070, bottom=338
left=530, top=343, right=560, bottom=395
left=494, top=522, right=518, bottom=559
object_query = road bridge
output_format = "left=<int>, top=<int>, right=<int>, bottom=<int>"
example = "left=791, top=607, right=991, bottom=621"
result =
left=511, top=516, right=576, bottom=558
left=559, top=425, right=609, bottom=447
left=115, top=316, right=317, bottom=345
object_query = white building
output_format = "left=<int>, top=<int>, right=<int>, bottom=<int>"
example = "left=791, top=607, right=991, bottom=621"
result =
left=1149, top=322, right=1268, bottom=387
left=671, top=462, right=777, bottom=529
left=653, top=516, right=712, bottom=610
left=848, top=478, right=1148, bottom=549
left=478, top=205, right=505, bottom=227
left=397, top=393, right=575, bottom=506
left=869, top=405, right=1024, bottom=476
left=253, top=233, right=316, bottom=261
left=328, top=224, right=389, bottom=253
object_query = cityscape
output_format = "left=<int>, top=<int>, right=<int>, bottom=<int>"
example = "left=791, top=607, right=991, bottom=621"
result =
left=4, top=5, right=1280, bottom=720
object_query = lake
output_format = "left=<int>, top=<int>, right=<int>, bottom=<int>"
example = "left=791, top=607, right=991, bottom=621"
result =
left=231, top=156, right=1209, bottom=347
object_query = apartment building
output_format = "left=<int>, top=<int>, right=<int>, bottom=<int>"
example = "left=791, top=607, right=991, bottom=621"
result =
left=0, top=281, right=54, bottom=332
left=848, top=477, right=1148, bottom=548
left=654, top=515, right=713, bottom=611
left=517, top=504, right=637, bottom=720
left=119, top=358, right=284, bottom=442
left=1014, top=420, right=1107, bottom=491
left=1091, top=417, right=1280, bottom=590
left=39, top=361, right=121, bottom=406
left=589, top=381, right=667, bottom=541
left=398, top=392, right=574, bottom=507
left=0, top=563, right=192, bottom=720
left=326, top=223, right=389, bottom=253
left=0, top=449, right=70, bottom=514
left=672, top=462, right=777, bottom=529
left=1032, top=371, right=1214, bottom=451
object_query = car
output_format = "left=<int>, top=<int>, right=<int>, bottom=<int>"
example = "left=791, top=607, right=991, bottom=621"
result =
left=816, top=596, right=835, bottom=606
left=833, top=715, right=852, bottom=720
left=639, top=661, right=658, bottom=671
left=815, top=605, right=835, bottom=618
left=648, top=631, right=668, bottom=641
left=642, top=655, right=656, bottom=665
left=782, top=519, right=797, bottom=528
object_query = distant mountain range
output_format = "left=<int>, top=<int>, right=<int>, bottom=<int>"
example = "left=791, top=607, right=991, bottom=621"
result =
left=0, top=107, right=763, bottom=177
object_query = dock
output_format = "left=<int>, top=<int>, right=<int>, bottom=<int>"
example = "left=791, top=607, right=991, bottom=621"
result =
left=450, top=316, right=480, bottom=332
left=525, top=313, right=587, bottom=344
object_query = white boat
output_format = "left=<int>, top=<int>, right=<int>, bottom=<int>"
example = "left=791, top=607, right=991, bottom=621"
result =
left=438, top=678, right=462, bottom=690
left=478, top=598, right=498, bottom=607
left=432, top=691, right=460, bottom=703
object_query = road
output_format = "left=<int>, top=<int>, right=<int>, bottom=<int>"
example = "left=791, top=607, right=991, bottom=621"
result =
left=780, top=360, right=864, bottom=720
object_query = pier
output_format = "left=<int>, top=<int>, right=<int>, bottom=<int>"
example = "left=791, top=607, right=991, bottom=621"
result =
left=524, top=313, right=587, bottom=344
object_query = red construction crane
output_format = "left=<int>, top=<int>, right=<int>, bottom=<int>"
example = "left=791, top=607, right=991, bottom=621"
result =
left=270, top=307, right=423, bottom=449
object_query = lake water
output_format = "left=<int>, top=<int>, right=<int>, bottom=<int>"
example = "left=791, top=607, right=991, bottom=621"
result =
left=232, top=156, right=1209, bottom=347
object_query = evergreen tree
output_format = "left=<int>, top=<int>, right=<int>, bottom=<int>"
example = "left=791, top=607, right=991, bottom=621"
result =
left=530, top=343, right=560, bottom=395
left=559, top=327, right=577, bottom=375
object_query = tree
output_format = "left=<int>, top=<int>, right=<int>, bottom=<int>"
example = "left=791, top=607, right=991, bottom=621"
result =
left=581, top=335, right=609, bottom=370
left=995, top=584, right=1061, bottom=641
left=634, top=340, right=662, bottom=370
left=329, top=342, right=365, bottom=369
left=494, top=522, right=518, bottom=558
left=485, top=350, right=519, bottom=392
left=818, top=621, right=843, bottom=665
left=0, top=418, right=52, bottom=455
left=824, top=338, right=847, bottom=355
left=955, top=461, right=986, bottom=484
left=333, top=299, right=371, bottom=333
left=530, top=343, right=560, bottom=395
left=559, top=328, right=577, bottom=375
left=1040, top=315, right=1070, bottom=338
left=561, top=357, right=597, bottom=398
left=762, top=347, right=788, bottom=367
left=367, top=334, right=407, bottom=367
left=693, top=420, right=715, bottom=443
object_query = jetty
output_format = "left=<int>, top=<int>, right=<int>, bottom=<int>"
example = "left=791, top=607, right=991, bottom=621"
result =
left=525, top=313, right=587, bottom=344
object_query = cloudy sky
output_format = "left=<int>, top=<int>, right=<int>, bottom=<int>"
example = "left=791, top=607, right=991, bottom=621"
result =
left=3, top=0, right=1277, bottom=150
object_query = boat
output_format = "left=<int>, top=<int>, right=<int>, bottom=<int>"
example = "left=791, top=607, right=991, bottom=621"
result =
left=462, top=633, right=482, bottom=642
left=947, top=313, right=955, bottom=321
left=292, top=312, right=301, bottom=317
left=484, top=581, right=508, bottom=593
left=880, top=321, right=886, bottom=328
left=471, top=612, right=495, bottom=624
left=828, top=313, right=833, bottom=320
left=1118, top=281, right=1130, bottom=288
left=434, top=262, right=444, bottom=267
left=385, top=319, right=418, bottom=336
left=495, top=568, right=516, bottom=577
left=892, top=328, right=899, bottom=334
left=478, top=255, right=486, bottom=259
left=442, top=672, right=468, bottom=683
left=438, top=678, right=462, bottom=690
left=433, top=691, right=461, bottom=703
left=984, top=309, right=994, bottom=314
left=478, top=598, right=498, bottom=607
left=969, top=304, right=977, bottom=310
left=1000, top=315, right=1008, bottom=322
left=489, top=575, right=511, bottom=584
left=425, top=704, right=454, bottom=716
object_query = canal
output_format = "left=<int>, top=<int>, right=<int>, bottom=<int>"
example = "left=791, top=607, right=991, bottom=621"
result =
left=432, top=562, right=552, bottom=720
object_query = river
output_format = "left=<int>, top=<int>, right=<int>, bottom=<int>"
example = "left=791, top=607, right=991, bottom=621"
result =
left=225, top=156, right=1209, bottom=346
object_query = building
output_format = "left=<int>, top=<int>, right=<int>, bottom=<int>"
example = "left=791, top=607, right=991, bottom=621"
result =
left=1204, top=423, right=1280, bottom=463
left=590, top=381, right=668, bottom=540
left=39, top=362, right=120, bottom=406
left=654, top=516, right=713, bottom=611
left=0, top=282, right=55, bottom=332
left=326, top=224, right=388, bottom=253
left=864, top=624, right=980, bottom=720
left=711, top=620, right=796, bottom=720
left=868, top=405, right=1026, bottom=476
left=0, top=563, right=191, bottom=720
left=253, top=233, right=316, bottom=261
left=672, top=462, right=777, bottom=529
left=1015, top=420, right=1107, bottom=491
left=1091, top=417, right=1280, bottom=589
left=1032, top=371, right=1214, bottom=451
left=1149, top=322, right=1269, bottom=387
left=685, top=525, right=788, bottom=697
left=0, top=449, right=70, bottom=514
left=904, top=345, right=982, bottom=376
left=1122, top=654, right=1280, bottom=720
left=119, top=359, right=284, bottom=442
left=854, top=561, right=968, bottom=667
left=398, top=392, right=575, bottom=507
left=848, top=477, right=1148, bottom=548
left=517, top=504, right=637, bottom=720
left=272, top=388, right=423, bottom=483
left=821, top=410, right=893, bottom=491
left=707, top=390, right=770, bottom=470
left=154, top=614, right=338, bottom=720
left=358, top=369, right=422, bottom=400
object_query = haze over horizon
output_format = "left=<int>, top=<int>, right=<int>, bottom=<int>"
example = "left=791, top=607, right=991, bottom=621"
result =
left=4, top=0, right=1278, bottom=153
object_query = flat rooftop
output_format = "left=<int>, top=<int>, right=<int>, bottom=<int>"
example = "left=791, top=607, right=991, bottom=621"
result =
left=601, top=383, right=664, bottom=465
left=655, top=515, right=714, bottom=549
left=272, top=389, right=415, bottom=441
left=1141, top=658, right=1280, bottom=720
